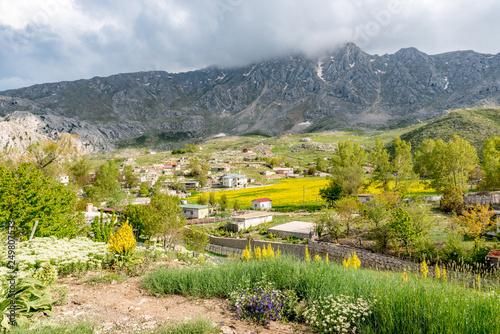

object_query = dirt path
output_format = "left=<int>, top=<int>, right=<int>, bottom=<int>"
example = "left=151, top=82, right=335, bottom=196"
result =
left=51, top=268, right=312, bottom=334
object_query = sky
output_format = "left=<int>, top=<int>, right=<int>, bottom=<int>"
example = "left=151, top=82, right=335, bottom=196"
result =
left=0, top=0, right=499, bottom=91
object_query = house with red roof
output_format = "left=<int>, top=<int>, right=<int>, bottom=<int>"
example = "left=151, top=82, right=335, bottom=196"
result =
left=251, top=198, right=272, bottom=210
left=164, top=162, right=180, bottom=171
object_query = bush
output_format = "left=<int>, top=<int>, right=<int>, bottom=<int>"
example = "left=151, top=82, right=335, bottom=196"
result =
left=439, top=232, right=468, bottom=263
left=304, top=294, right=374, bottom=333
left=183, top=228, right=209, bottom=253
left=412, top=237, right=439, bottom=263
left=440, top=188, right=465, bottom=214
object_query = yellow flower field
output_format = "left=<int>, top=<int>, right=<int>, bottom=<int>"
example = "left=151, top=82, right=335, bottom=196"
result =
left=204, top=177, right=329, bottom=210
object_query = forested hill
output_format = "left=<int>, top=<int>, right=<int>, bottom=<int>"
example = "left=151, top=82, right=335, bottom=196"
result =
left=389, top=108, right=500, bottom=157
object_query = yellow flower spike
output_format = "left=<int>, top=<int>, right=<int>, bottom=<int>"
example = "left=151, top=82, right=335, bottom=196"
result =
left=325, top=253, right=329, bottom=264
left=420, top=259, right=429, bottom=279
left=305, top=245, right=311, bottom=262
left=262, top=246, right=268, bottom=258
left=314, top=254, right=321, bottom=262
left=242, top=245, right=251, bottom=262
left=402, top=268, right=409, bottom=282
left=442, top=268, right=447, bottom=281
left=254, top=246, right=262, bottom=260
left=276, top=246, right=281, bottom=258
left=435, top=265, right=441, bottom=279
left=267, top=244, right=274, bottom=258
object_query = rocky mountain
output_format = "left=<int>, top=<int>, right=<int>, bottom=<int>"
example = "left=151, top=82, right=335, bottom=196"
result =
left=1, top=43, right=500, bottom=151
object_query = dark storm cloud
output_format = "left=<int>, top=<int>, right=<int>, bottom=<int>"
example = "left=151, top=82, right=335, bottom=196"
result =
left=0, top=0, right=499, bottom=91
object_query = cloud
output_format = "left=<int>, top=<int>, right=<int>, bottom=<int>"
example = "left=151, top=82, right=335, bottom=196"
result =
left=0, top=0, right=499, bottom=91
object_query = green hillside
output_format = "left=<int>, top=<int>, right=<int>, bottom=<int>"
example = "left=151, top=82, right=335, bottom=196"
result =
left=394, top=108, right=500, bottom=157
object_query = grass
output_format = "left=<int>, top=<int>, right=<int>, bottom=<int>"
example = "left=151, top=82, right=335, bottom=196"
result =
left=150, top=318, right=220, bottom=334
left=83, top=273, right=128, bottom=285
left=142, top=256, right=500, bottom=334
left=8, top=319, right=96, bottom=333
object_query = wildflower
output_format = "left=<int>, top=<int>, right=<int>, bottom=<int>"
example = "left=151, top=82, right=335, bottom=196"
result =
left=242, top=245, right=251, bottom=262
left=305, top=245, right=310, bottom=262
left=402, top=268, right=409, bottom=282
left=442, top=268, right=447, bottom=281
left=325, top=253, right=329, bottom=264
left=314, top=254, right=321, bottom=263
left=420, top=259, right=429, bottom=278
left=435, top=265, right=441, bottom=279
left=254, top=246, right=262, bottom=260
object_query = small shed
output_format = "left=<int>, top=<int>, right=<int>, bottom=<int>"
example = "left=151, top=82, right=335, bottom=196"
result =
left=252, top=198, right=272, bottom=210
left=180, top=204, right=213, bottom=219
left=357, top=194, right=375, bottom=203
left=227, top=212, right=273, bottom=232
left=486, top=249, right=500, bottom=267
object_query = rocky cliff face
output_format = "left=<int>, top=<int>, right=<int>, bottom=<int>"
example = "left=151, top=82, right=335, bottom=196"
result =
left=1, top=43, right=499, bottom=151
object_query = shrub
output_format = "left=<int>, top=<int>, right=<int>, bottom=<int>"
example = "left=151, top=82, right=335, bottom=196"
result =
left=108, top=220, right=136, bottom=255
left=303, top=294, right=374, bottom=333
left=440, top=187, right=465, bottom=214
left=183, top=228, right=209, bottom=253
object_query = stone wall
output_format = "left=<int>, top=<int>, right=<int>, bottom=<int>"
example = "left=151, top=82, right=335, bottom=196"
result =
left=208, top=235, right=419, bottom=272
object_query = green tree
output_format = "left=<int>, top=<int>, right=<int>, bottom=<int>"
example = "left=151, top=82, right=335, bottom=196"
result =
left=315, top=208, right=343, bottom=242
left=143, top=193, right=186, bottom=249
left=425, top=135, right=478, bottom=193
left=369, top=138, right=392, bottom=192
left=319, top=181, right=343, bottom=206
left=121, top=204, right=153, bottom=239
left=316, top=157, right=328, bottom=172
left=219, top=194, right=228, bottom=212
left=91, top=210, right=117, bottom=242
left=197, top=193, right=209, bottom=205
left=414, top=139, right=436, bottom=178
left=0, top=163, right=83, bottom=239
left=208, top=192, right=217, bottom=206
left=329, top=140, right=366, bottom=196
left=182, top=228, right=209, bottom=253
left=233, top=200, right=240, bottom=211
left=334, top=197, right=359, bottom=236
left=122, top=165, right=139, bottom=189
left=363, top=195, right=390, bottom=228
left=389, top=208, right=421, bottom=254
left=68, top=155, right=92, bottom=187
left=480, top=136, right=500, bottom=190
left=392, top=138, right=415, bottom=194
left=138, top=183, right=150, bottom=197
left=27, top=134, right=79, bottom=172
left=85, top=160, right=124, bottom=206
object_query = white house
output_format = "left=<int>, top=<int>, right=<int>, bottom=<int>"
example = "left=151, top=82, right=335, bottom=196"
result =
left=179, top=204, right=213, bottom=219
left=221, top=174, right=247, bottom=188
left=227, top=212, right=274, bottom=232
left=251, top=198, right=272, bottom=210
left=58, top=174, right=69, bottom=185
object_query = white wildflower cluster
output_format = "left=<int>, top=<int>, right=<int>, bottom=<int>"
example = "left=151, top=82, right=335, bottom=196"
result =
left=0, top=236, right=109, bottom=284
left=303, top=294, right=374, bottom=333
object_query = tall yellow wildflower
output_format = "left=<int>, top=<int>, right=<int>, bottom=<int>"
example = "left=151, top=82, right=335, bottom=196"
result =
left=276, top=246, right=281, bottom=258
left=254, top=246, right=262, bottom=260
left=266, top=244, right=275, bottom=258
left=420, top=259, right=429, bottom=278
left=442, top=268, right=447, bottom=281
left=402, top=268, right=409, bottom=282
left=108, top=220, right=136, bottom=254
left=325, top=253, right=329, bottom=264
left=435, top=265, right=441, bottom=279
left=343, top=252, right=361, bottom=269
left=314, top=255, right=321, bottom=262
left=262, top=246, right=268, bottom=258
left=242, top=245, right=251, bottom=262
left=305, top=245, right=310, bottom=262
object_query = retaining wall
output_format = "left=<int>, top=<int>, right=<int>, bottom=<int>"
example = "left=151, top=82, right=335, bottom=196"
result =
left=207, top=235, right=419, bottom=272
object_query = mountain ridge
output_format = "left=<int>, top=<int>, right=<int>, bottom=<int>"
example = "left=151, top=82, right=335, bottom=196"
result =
left=1, top=43, right=500, bottom=151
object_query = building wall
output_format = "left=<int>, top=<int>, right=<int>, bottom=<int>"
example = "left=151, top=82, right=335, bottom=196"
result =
left=252, top=201, right=272, bottom=210
left=182, top=208, right=209, bottom=219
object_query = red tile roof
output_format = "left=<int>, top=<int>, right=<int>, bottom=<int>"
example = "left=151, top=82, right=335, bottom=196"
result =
left=253, top=198, right=272, bottom=203
left=165, top=162, right=179, bottom=165
left=487, top=249, right=500, bottom=258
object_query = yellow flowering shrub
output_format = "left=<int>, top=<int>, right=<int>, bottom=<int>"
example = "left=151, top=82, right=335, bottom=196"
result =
left=108, top=220, right=136, bottom=255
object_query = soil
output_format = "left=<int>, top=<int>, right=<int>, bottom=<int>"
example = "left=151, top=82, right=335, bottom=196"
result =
left=49, top=261, right=312, bottom=334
